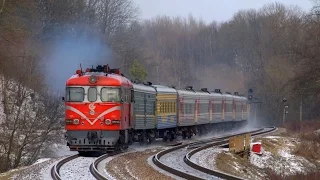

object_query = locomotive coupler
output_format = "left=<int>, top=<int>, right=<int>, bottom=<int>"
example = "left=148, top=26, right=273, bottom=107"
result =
left=87, top=131, right=98, bottom=140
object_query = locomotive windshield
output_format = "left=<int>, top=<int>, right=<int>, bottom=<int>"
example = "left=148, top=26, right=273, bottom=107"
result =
left=101, top=88, right=121, bottom=102
left=66, top=87, right=84, bottom=102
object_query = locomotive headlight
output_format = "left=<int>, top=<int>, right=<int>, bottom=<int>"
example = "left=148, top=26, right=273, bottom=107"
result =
left=105, top=119, right=111, bottom=125
left=89, top=75, right=97, bottom=83
left=65, top=119, right=73, bottom=124
left=73, top=119, right=79, bottom=124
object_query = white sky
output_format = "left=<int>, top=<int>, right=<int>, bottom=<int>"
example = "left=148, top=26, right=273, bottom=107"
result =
left=134, top=0, right=314, bottom=23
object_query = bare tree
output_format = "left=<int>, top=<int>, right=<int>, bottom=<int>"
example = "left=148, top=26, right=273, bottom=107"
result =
left=97, top=0, right=139, bottom=39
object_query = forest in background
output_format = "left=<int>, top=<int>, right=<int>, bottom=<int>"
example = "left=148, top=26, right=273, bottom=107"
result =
left=1, top=0, right=320, bottom=173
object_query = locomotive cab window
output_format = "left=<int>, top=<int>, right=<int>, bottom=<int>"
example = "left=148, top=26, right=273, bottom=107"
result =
left=101, top=88, right=121, bottom=102
left=66, top=87, right=84, bottom=102
left=88, top=87, right=97, bottom=102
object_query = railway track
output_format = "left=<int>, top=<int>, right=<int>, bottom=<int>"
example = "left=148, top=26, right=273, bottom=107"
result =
left=50, top=127, right=276, bottom=180
left=51, top=154, right=79, bottom=180
left=51, top=151, right=122, bottom=180
left=89, top=154, right=109, bottom=180
left=153, top=127, right=277, bottom=180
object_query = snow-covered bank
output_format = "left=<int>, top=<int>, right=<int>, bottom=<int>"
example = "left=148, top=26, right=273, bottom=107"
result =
left=190, top=130, right=320, bottom=180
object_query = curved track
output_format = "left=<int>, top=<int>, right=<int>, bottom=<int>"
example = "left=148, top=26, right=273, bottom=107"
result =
left=89, top=154, right=109, bottom=180
left=51, top=154, right=79, bottom=180
left=153, top=127, right=277, bottom=180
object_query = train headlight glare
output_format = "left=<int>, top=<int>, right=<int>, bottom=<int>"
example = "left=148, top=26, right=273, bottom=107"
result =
left=89, top=75, right=97, bottom=83
left=73, top=119, right=79, bottom=124
left=105, top=119, right=111, bottom=125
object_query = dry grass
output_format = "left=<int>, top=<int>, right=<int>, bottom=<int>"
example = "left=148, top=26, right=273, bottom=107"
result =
left=293, top=132, right=320, bottom=164
left=0, top=169, right=20, bottom=180
left=267, top=170, right=320, bottom=180
left=285, top=120, right=320, bottom=134
left=215, top=152, right=265, bottom=180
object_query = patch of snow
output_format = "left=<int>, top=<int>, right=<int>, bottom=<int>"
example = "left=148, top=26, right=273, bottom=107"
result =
left=250, top=151, right=273, bottom=169
left=249, top=137, right=316, bottom=176
left=32, top=158, right=51, bottom=165
left=59, top=157, right=96, bottom=180
left=6, top=158, right=59, bottom=180
left=278, top=148, right=292, bottom=158
left=49, top=142, right=78, bottom=157
left=233, top=162, right=241, bottom=171
left=265, top=136, right=281, bottom=139
left=191, top=147, right=226, bottom=170
left=124, top=160, right=139, bottom=179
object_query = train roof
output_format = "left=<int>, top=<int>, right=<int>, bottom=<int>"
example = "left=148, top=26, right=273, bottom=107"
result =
left=66, top=72, right=132, bottom=87
left=132, top=83, right=156, bottom=93
left=152, top=85, right=177, bottom=93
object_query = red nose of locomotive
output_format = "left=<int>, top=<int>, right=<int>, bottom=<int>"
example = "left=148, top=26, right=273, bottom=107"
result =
left=65, top=102, right=121, bottom=130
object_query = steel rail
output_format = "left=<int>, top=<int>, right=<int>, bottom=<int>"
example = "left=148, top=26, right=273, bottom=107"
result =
left=89, top=154, right=109, bottom=180
left=89, top=151, right=123, bottom=180
left=51, top=154, right=79, bottom=180
left=152, top=127, right=268, bottom=180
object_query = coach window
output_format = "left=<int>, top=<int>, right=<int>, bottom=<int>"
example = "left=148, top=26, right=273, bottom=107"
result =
left=88, top=87, right=97, bottom=102
left=101, top=88, right=121, bottom=102
left=66, top=87, right=84, bottom=102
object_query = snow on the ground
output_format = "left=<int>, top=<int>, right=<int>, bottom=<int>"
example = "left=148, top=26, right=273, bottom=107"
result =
left=191, top=147, right=228, bottom=170
left=264, top=136, right=281, bottom=139
left=9, top=158, right=59, bottom=180
left=249, top=136, right=316, bottom=176
left=49, top=142, right=78, bottom=157
left=249, top=151, right=273, bottom=169
left=59, top=157, right=96, bottom=180
left=32, top=158, right=51, bottom=165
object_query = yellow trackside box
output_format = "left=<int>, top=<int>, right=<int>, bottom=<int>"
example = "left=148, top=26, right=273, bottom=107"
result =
left=229, top=133, right=251, bottom=153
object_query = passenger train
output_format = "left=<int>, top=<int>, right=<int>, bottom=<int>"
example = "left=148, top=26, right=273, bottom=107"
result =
left=64, top=65, right=249, bottom=153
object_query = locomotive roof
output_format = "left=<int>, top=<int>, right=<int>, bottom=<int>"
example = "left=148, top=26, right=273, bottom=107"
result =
left=66, top=72, right=132, bottom=86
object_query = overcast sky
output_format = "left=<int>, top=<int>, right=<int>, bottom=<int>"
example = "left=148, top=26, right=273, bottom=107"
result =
left=133, top=0, right=313, bottom=23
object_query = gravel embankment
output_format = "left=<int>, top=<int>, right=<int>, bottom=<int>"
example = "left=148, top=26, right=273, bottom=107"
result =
left=106, top=148, right=174, bottom=180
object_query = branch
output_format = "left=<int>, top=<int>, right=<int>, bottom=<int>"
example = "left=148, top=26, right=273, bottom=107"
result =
left=0, top=0, right=5, bottom=14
